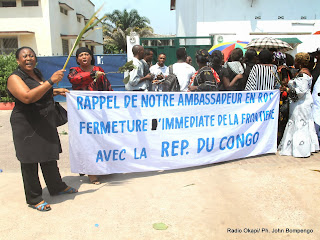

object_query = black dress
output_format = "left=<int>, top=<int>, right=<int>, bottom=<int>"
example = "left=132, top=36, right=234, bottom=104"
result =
left=220, top=62, right=245, bottom=91
left=9, top=67, right=61, bottom=163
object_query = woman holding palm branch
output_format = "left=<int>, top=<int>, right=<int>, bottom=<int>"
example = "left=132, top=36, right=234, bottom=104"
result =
left=68, top=47, right=113, bottom=91
left=7, top=47, right=78, bottom=211
left=68, top=47, right=113, bottom=184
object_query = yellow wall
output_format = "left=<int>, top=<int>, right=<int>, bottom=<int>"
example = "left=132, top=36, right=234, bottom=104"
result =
left=0, top=0, right=103, bottom=56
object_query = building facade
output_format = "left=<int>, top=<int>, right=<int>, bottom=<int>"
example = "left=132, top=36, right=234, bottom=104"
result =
left=171, top=0, right=320, bottom=53
left=0, top=0, right=103, bottom=56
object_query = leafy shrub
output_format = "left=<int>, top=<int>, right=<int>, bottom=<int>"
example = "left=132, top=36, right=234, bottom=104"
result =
left=0, top=53, right=17, bottom=102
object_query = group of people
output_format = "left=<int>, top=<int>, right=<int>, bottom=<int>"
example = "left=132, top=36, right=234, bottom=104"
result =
left=125, top=44, right=320, bottom=159
left=125, top=45, right=283, bottom=93
left=6, top=44, right=320, bottom=211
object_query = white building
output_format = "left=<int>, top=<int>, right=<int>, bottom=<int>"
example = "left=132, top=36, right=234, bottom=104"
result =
left=0, top=0, right=103, bottom=56
left=170, top=0, right=320, bottom=54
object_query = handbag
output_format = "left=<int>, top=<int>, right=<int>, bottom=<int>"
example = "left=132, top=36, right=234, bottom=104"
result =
left=55, top=102, right=68, bottom=127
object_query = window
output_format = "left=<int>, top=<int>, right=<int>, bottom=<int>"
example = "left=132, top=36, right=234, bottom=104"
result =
left=0, top=37, right=18, bottom=54
left=60, top=6, right=68, bottom=15
left=59, top=3, right=73, bottom=15
left=62, top=39, right=69, bottom=55
left=0, top=0, right=16, bottom=7
left=85, top=45, right=94, bottom=53
left=142, top=39, right=172, bottom=47
left=22, top=0, right=38, bottom=6
left=77, top=16, right=81, bottom=23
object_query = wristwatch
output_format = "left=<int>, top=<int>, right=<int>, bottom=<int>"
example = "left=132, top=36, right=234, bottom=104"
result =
left=47, top=78, right=54, bottom=85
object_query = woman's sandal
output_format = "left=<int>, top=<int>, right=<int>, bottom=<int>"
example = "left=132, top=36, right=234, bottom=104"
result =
left=58, top=186, right=78, bottom=195
left=88, top=175, right=100, bottom=185
left=28, top=200, right=51, bottom=212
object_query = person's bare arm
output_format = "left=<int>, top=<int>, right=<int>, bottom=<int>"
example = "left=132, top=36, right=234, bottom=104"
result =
left=53, top=88, right=70, bottom=97
left=222, top=74, right=243, bottom=89
left=7, top=70, right=65, bottom=104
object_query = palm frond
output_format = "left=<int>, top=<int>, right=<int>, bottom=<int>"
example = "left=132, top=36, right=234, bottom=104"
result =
left=62, top=5, right=105, bottom=71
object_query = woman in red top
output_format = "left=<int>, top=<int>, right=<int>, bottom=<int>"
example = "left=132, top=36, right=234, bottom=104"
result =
left=68, top=47, right=113, bottom=91
left=68, top=47, right=113, bottom=184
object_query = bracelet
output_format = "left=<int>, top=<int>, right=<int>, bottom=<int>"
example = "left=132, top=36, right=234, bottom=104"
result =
left=47, top=78, right=54, bottom=85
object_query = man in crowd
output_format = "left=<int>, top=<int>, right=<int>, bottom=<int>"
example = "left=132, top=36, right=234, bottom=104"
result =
left=150, top=53, right=169, bottom=79
left=141, top=48, right=154, bottom=77
left=172, top=48, right=196, bottom=92
left=125, top=45, right=153, bottom=91
left=186, top=56, right=193, bottom=65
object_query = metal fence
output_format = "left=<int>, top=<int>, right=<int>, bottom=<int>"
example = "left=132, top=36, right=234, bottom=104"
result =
left=141, top=36, right=214, bottom=68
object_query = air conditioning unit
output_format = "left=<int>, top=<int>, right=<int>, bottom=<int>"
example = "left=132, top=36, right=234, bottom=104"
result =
left=217, top=35, right=224, bottom=44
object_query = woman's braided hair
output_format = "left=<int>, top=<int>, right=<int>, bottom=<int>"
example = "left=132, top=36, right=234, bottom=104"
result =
left=196, top=49, right=209, bottom=64
left=295, top=52, right=310, bottom=68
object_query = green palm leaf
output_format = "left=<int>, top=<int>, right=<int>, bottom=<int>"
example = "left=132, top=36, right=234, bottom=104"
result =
left=62, top=5, right=105, bottom=71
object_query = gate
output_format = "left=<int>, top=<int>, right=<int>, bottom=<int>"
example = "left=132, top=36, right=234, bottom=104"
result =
left=140, top=36, right=214, bottom=68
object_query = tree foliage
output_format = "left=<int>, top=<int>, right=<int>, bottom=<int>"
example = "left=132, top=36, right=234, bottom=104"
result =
left=103, top=9, right=154, bottom=53
left=0, top=53, right=17, bottom=102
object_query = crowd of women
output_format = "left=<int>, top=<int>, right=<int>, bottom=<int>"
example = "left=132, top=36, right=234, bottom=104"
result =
left=187, top=47, right=320, bottom=160
left=5, top=45, right=320, bottom=211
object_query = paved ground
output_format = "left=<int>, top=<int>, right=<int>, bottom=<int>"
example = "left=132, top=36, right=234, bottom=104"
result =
left=0, top=104, right=320, bottom=240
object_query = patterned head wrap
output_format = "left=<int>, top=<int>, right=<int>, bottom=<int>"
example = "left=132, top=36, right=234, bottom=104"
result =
left=75, top=47, right=95, bottom=65
left=273, top=51, right=286, bottom=65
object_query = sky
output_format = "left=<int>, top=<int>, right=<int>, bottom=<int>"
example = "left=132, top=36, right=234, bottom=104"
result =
left=91, top=0, right=176, bottom=35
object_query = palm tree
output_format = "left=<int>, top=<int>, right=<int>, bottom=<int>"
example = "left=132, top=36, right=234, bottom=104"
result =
left=103, top=9, right=153, bottom=53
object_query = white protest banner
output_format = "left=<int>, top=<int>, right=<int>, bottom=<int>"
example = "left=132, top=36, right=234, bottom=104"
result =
left=66, top=90, right=280, bottom=175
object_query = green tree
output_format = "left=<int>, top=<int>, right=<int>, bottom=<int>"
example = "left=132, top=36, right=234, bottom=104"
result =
left=103, top=9, right=153, bottom=53
left=0, top=53, right=17, bottom=102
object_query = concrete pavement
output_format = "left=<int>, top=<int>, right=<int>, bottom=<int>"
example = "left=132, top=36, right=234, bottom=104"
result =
left=0, top=104, right=319, bottom=240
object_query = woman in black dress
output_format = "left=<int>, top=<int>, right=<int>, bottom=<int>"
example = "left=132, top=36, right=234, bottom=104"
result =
left=7, top=47, right=78, bottom=211
left=220, top=48, right=246, bottom=91
left=209, top=50, right=223, bottom=77
left=242, top=48, right=258, bottom=90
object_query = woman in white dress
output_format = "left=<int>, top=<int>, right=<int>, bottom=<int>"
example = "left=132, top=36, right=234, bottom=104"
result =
left=278, top=52, right=319, bottom=157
